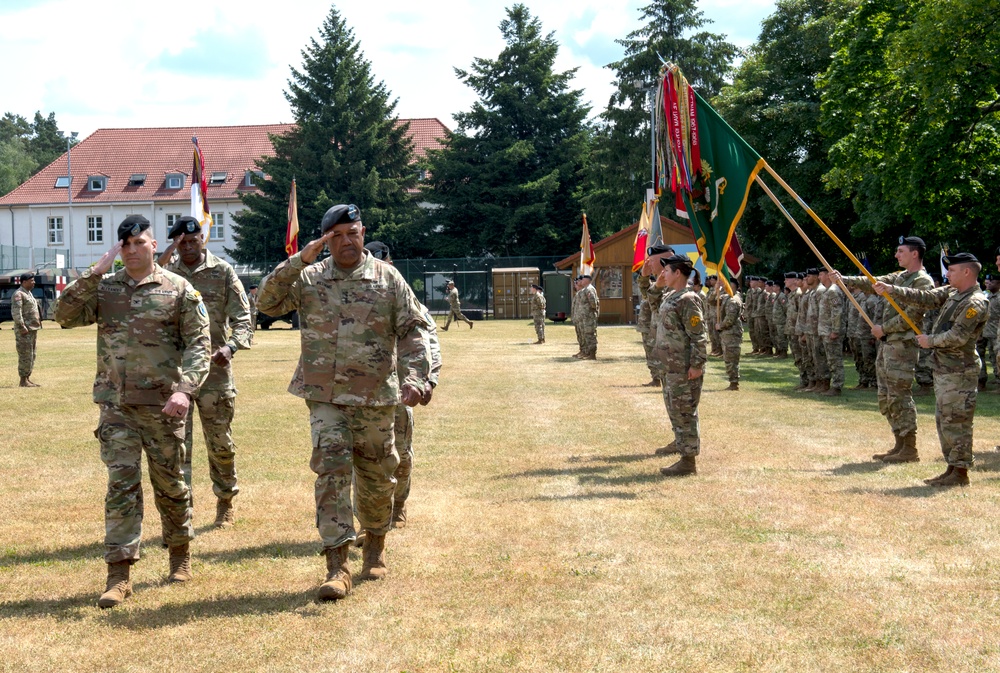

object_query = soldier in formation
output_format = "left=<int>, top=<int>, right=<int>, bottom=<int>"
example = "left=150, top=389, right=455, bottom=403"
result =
left=832, top=236, right=933, bottom=462
left=982, top=274, right=1000, bottom=391
left=443, top=280, right=473, bottom=330
left=55, top=215, right=211, bottom=608
left=784, top=272, right=808, bottom=388
left=975, top=274, right=999, bottom=389
left=573, top=274, right=600, bottom=360
left=530, top=283, right=546, bottom=344
left=717, top=278, right=744, bottom=391
left=751, top=277, right=772, bottom=356
left=636, top=244, right=675, bottom=385
left=802, top=268, right=829, bottom=392
left=817, top=269, right=846, bottom=396
left=874, top=252, right=987, bottom=487
left=652, top=254, right=707, bottom=477
left=159, top=216, right=253, bottom=527
left=256, top=205, right=431, bottom=602
left=12, top=271, right=42, bottom=387
left=770, top=278, right=789, bottom=358
left=705, top=275, right=723, bottom=357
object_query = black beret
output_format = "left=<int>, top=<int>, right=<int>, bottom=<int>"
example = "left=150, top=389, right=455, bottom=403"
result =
left=249, top=284, right=258, bottom=290
left=805, top=268, right=820, bottom=276
left=364, top=241, right=390, bottom=261
left=659, top=253, right=693, bottom=270
left=530, top=284, right=543, bottom=291
left=118, top=215, right=151, bottom=242
left=20, top=272, right=35, bottom=282
left=985, top=274, right=996, bottom=281
left=168, top=216, right=201, bottom=239
left=580, top=274, right=592, bottom=279
left=647, top=243, right=675, bottom=256
left=784, top=271, right=798, bottom=279
left=942, top=252, right=979, bottom=268
left=320, top=204, right=362, bottom=234
left=898, top=235, right=926, bottom=250
left=765, top=280, right=775, bottom=286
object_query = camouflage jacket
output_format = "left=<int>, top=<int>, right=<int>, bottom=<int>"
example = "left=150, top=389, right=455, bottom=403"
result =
left=400, top=303, right=441, bottom=390
left=888, top=284, right=988, bottom=372
left=637, top=274, right=652, bottom=333
left=257, top=250, right=430, bottom=407
left=719, top=291, right=743, bottom=334
left=817, top=283, right=845, bottom=337
left=842, top=270, right=933, bottom=342
left=165, top=250, right=252, bottom=393
left=983, top=292, right=1000, bottom=340
left=803, top=285, right=826, bottom=335
left=531, top=292, right=546, bottom=319
left=771, top=291, right=788, bottom=328
left=12, top=287, right=41, bottom=331
left=575, top=285, right=599, bottom=321
left=785, top=289, right=801, bottom=336
left=751, top=287, right=767, bottom=318
left=704, top=286, right=720, bottom=328
left=794, top=287, right=811, bottom=335
left=55, top=266, right=211, bottom=406
left=655, top=287, right=707, bottom=372
left=447, top=287, right=462, bottom=311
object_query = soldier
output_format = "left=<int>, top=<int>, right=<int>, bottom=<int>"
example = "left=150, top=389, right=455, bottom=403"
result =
left=717, top=279, right=744, bottom=391
left=745, top=277, right=760, bottom=354
left=571, top=277, right=584, bottom=356
left=753, top=277, right=772, bottom=356
left=530, top=283, right=546, bottom=344
left=637, top=244, right=675, bottom=384
left=248, top=285, right=259, bottom=336
left=831, top=236, right=933, bottom=462
left=794, top=272, right=815, bottom=390
left=802, top=268, right=829, bottom=392
left=858, top=290, right=881, bottom=389
left=574, top=274, right=600, bottom=360
left=443, top=280, right=473, bottom=330
left=817, top=269, right=846, bottom=395
left=256, top=204, right=430, bottom=601
left=158, top=216, right=252, bottom=527
left=12, top=271, right=42, bottom=387
left=784, top=273, right=806, bottom=387
left=914, top=273, right=942, bottom=395
left=975, top=274, right=1000, bottom=389
left=55, top=215, right=210, bottom=608
left=874, top=252, right=987, bottom=486
left=652, top=254, right=707, bottom=477
left=705, top=276, right=723, bottom=357
left=771, top=279, right=789, bottom=358
left=983, top=274, right=1000, bottom=390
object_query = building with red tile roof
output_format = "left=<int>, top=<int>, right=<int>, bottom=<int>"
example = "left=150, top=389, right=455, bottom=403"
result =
left=0, top=119, right=449, bottom=270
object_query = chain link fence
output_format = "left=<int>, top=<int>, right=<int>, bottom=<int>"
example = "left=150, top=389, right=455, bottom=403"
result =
left=0, top=245, right=71, bottom=272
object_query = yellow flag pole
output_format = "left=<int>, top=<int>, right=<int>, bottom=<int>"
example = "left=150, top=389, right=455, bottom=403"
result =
left=761, top=161, right=921, bottom=335
left=754, top=176, right=876, bottom=331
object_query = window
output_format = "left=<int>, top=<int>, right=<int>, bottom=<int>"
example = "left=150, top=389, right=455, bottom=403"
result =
left=54, top=176, right=70, bottom=188
left=244, top=170, right=263, bottom=187
left=210, top=212, right=224, bottom=240
left=87, top=216, right=103, bottom=243
left=210, top=171, right=227, bottom=185
left=601, top=268, right=623, bottom=299
left=88, top=176, right=106, bottom=191
left=47, top=217, right=64, bottom=245
left=128, top=174, right=146, bottom=187
left=166, top=214, right=181, bottom=229
left=166, top=174, right=184, bottom=190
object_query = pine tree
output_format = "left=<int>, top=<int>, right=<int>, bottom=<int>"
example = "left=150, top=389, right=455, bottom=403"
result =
left=423, top=4, right=591, bottom=257
left=231, top=6, right=415, bottom=266
left=584, top=1, right=737, bottom=233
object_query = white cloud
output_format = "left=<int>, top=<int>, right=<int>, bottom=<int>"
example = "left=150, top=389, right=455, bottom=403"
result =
left=0, top=0, right=775, bottom=140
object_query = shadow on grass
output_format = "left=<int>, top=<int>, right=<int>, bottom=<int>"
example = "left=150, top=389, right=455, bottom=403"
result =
left=499, top=466, right=611, bottom=479
left=578, top=472, right=667, bottom=487
left=842, top=485, right=940, bottom=498
left=827, top=461, right=887, bottom=476
left=524, top=491, right=639, bottom=502
left=0, top=540, right=105, bottom=568
left=973, top=450, right=1000, bottom=473
left=197, top=541, right=321, bottom=564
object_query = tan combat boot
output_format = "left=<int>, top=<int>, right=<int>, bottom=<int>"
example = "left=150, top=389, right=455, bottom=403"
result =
left=873, top=433, right=903, bottom=461
left=358, top=533, right=388, bottom=581
left=822, top=386, right=842, bottom=397
left=814, top=379, right=830, bottom=393
left=655, top=441, right=679, bottom=456
left=642, top=378, right=661, bottom=387
left=660, top=455, right=697, bottom=477
left=318, top=544, right=352, bottom=601
left=167, top=543, right=192, bottom=582
left=931, top=466, right=969, bottom=487
left=923, top=465, right=954, bottom=485
left=727, top=381, right=740, bottom=391
left=882, top=433, right=918, bottom=463
left=214, top=499, right=235, bottom=528
left=97, top=561, right=132, bottom=609
left=391, top=503, right=407, bottom=529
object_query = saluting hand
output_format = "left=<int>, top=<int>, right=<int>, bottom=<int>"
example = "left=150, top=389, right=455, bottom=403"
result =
left=92, top=241, right=123, bottom=275
left=300, top=232, right=334, bottom=264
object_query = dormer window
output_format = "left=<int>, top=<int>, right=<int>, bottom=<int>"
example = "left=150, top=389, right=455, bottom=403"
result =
left=89, top=176, right=107, bottom=192
left=129, top=174, right=146, bottom=187
left=210, top=171, right=227, bottom=185
left=166, top=173, right=184, bottom=190
left=54, top=176, right=70, bottom=188
left=244, top=170, right=264, bottom=187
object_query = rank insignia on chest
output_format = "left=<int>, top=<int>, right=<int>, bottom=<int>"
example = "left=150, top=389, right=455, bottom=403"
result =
left=966, top=307, right=978, bottom=319
left=690, top=314, right=701, bottom=328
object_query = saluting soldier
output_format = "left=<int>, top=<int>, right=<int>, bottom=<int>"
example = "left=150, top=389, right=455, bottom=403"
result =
left=652, top=254, right=707, bottom=477
left=12, top=271, right=42, bottom=387
left=875, top=252, right=988, bottom=486
left=158, top=216, right=253, bottom=527
left=529, top=283, right=546, bottom=344
left=55, top=215, right=211, bottom=608
left=256, top=204, right=431, bottom=602
left=637, top=244, right=675, bottom=383
left=574, top=274, right=600, bottom=360
left=831, top=236, right=933, bottom=462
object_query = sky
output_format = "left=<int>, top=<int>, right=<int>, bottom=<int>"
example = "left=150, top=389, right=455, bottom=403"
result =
left=0, top=0, right=777, bottom=141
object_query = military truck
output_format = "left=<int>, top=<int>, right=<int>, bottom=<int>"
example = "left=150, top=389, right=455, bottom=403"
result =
left=0, top=268, right=80, bottom=325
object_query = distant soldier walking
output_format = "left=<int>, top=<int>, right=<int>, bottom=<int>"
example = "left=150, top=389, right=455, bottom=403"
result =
left=12, top=271, right=42, bottom=387
left=530, top=283, right=546, bottom=343
left=55, top=215, right=211, bottom=608
left=443, top=280, right=473, bottom=330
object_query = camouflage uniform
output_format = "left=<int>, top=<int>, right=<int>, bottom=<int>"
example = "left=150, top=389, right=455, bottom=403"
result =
left=718, top=290, right=744, bottom=384
left=916, top=307, right=938, bottom=388
left=842, top=270, right=933, bottom=439
left=705, top=284, right=723, bottom=355
left=794, top=285, right=815, bottom=386
left=745, top=286, right=759, bottom=352
left=752, top=288, right=771, bottom=353
left=637, top=275, right=666, bottom=380
left=55, top=266, right=210, bottom=563
left=817, top=283, right=846, bottom=390
left=857, top=292, right=881, bottom=387
left=786, top=287, right=807, bottom=387
left=654, top=287, right=707, bottom=456
left=887, top=284, right=988, bottom=467
left=165, top=250, right=253, bottom=503
left=444, top=286, right=473, bottom=329
left=531, top=291, right=546, bottom=342
left=984, top=292, right=1000, bottom=381
left=804, top=284, right=829, bottom=385
left=257, top=250, right=430, bottom=548
left=771, top=290, right=788, bottom=356
left=247, top=290, right=258, bottom=341
left=576, top=283, right=600, bottom=357
left=12, top=286, right=41, bottom=379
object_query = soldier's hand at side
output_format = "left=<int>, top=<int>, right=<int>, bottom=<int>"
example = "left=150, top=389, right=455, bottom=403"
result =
left=401, top=384, right=422, bottom=407
left=871, top=325, right=885, bottom=339
left=300, top=232, right=333, bottom=264
left=687, top=367, right=703, bottom=380
left=420, top=382, right=434, bottom=406
left=872, top=282, right=891, bottom=296
left=211, top=345, right=234, bottom=366
left=93, top=241, right=123, bottom=275
left=162, top=392, right=191, bottom=418
left=916, top=334, right=931, bottom=348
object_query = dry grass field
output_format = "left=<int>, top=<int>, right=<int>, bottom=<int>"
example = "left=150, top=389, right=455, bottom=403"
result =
left=3, top=318, right=1000, bottom=672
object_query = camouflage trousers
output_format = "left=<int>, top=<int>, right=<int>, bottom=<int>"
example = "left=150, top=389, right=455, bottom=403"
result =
left=306, top=401, right=398, bottom=549
left=661, top=368, right=702, bottom=457
left=707, top=316, right=722, bottom=354
left=859, top=337, right=878, bottom=387
left=182, top=388, right=239, bottom=503
left=574, top=322, right=584, bottom=351
left=96, top=403, right=194, bottom=563
left=771, top=322, right=787, bottom=354
left=642, top=330, right=665, bottom=380
left=533, top=315, right=545, bottom=341
left=808, top=335, right=830, bottom=382
left=789, top=332, right=808, bottom=385
left=753, top=317, right=771, bottom=350
left=720, top=330, right=742, bottom=383
left=976, top=338, right=997, bottom=385
left=393, top=404, right=414, bottom=508
left=875, top=338, right=919, bottom=437
left=934, top=368, right=978, bottom=468
left=580, top=319, right=598, bottom=357
left=822, top=336, right=845, bottom=390
left=798, top=335, right=815, bottom=384
left=445, top=309, right=472, bottom=329
left=915, top=347, right=935, bottom=386
left=15, top=330, right=37, bottom=378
